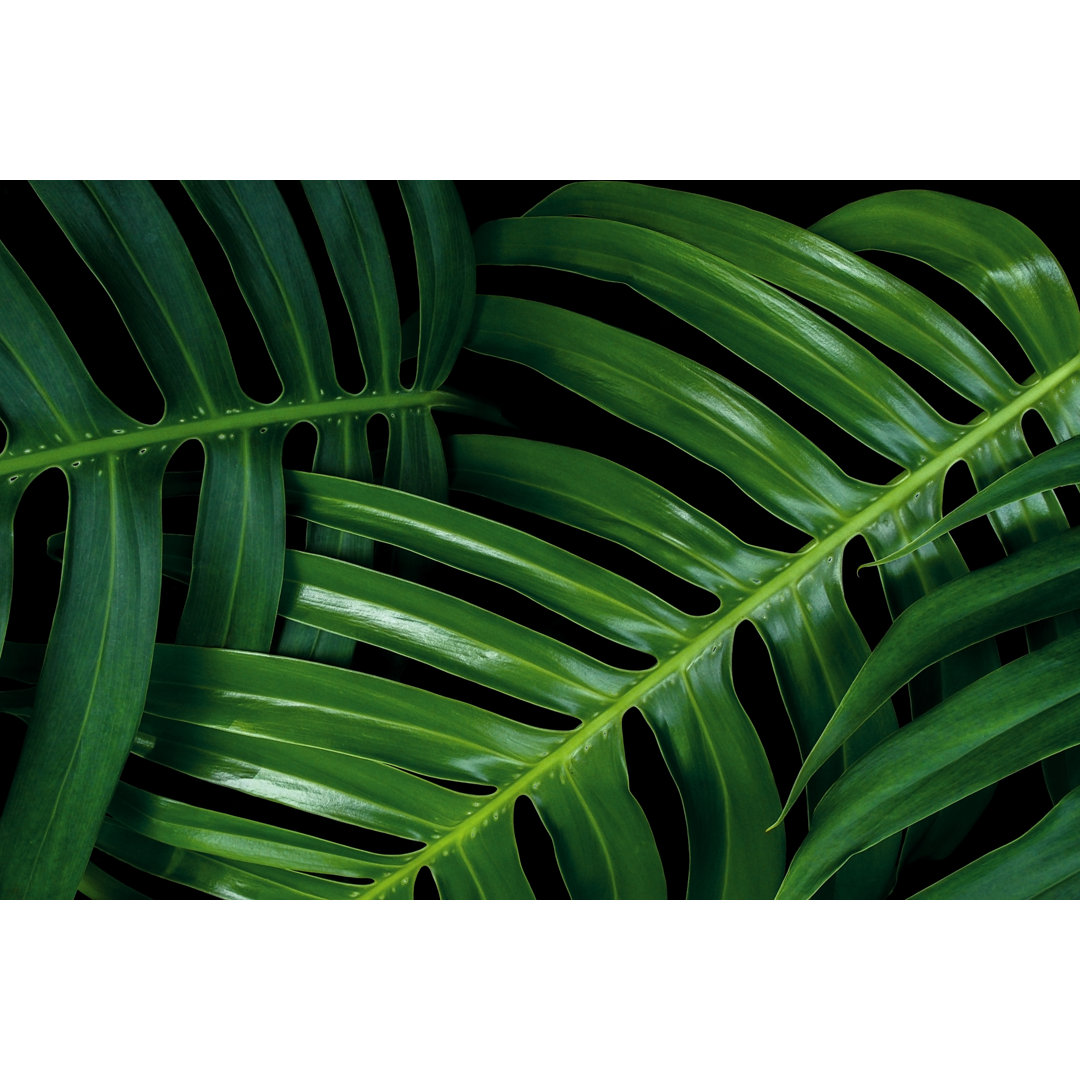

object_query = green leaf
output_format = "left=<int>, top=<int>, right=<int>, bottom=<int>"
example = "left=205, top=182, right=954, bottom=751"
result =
left=530, top=719, right=668, bottom=899
left=449, top=434, right=786, bottom=600
left=145, top=645, right=562, bottom=789
left=30, top=181, right=245, bottom=419
left=384, top=407, right=448, bottom=503
left=182, top=180, right=336, bottom=400
left=275, top=415, right=372, bottom=665
left=399, top=181, right=475, bottom=391
left=777, top=632, right=1080, bottom=899
left=78, top=862, right=148, bottom=900
left=429, top=810, right=534, bottom=899
left=107, top=781, right=400, bottom=879
left=873, top=435, right=1080, bottom=565
left=639, top=638, right=784, bottom=899
left=775, top=526, right=1080, bottom=826
left=176, top=427, right=286, bottom=651
left=527, top=181, right=1019, bottom=409
left=752, top=558, right=901, bottom=898
left=912, top=785, right=1080, bottom=899
left=812, top=189, right=1080, bottom=379
left=5, top=181, right=1080, bottom=902
left=284, top=470, right=697, bottom=656
left=96, top=821, right=373, bottom=900
left=301, top=181, right=400, bottom=392
left=465, top=295, right=871, bottom=537
left=0, top=455, right=164, bottom=898
left=0, top=238, right=129, bottom=445
left=279, top=550, right=638, bottom=716
left=474, top=214, right=960, bottom=469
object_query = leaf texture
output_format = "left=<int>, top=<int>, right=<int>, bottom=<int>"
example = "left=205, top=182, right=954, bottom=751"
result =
left=2, top=181, right=1078, bottom=901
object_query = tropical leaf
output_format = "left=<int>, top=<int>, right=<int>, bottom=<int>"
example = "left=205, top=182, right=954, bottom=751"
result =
left=0, top=180, right=476, bottom=897
left=911, top=784, right=1080, bottom=900
left=465, top=185, right=1079, bottom=895
left=776, top=631, right=1080, bottom=900
left=0, top=181, right=1075, bottom=900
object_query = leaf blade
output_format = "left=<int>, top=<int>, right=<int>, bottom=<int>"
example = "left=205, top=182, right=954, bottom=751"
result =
left=777, top=632, right=1080, bottom=900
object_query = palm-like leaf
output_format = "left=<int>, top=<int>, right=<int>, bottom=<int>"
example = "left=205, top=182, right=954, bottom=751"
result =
left=0, top=181, right=1075, bottom=899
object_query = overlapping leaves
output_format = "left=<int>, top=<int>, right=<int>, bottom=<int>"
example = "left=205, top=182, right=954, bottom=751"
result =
left=0, top=181, right=1076, bottom=900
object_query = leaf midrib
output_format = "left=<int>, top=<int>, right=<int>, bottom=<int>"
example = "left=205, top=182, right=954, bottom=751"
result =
left=364, top=355, right=1080, bottom=898
left=0, top=389, right=467, bottom=478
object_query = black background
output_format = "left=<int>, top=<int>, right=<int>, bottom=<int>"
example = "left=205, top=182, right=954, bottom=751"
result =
left=0, top=181, right=1073, bottom=899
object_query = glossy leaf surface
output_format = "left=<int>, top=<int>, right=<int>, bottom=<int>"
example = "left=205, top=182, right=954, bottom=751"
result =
left=2, top=181, right=1078, bottom=901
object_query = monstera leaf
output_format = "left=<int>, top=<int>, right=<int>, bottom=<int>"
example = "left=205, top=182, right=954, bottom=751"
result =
left=0, top=181, right=1076, bottom=900
left=0, top=180, right=476, bottom=898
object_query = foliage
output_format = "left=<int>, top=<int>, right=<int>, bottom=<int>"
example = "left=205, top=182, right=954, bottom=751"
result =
left=0, top=180, right=1076, bottom=900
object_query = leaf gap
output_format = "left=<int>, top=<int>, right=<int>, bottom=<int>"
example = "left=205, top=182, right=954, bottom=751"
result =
left=306, top=871, right=375, bottom=886
left=457, top=181, right=574, bottom=231
left=367, top=413, right=390, bottom=485
left=730, top=620, right=807, bottom=853
left=412, top=865, right=439, bottom=899
left=843, top=535, right=893, bottom=652
left=151, top=181, right=284, bottom=406
left=398, top=356, right=418, bottom=388
left=119, top=753, right=426, bottom=856
left=0, top=181, right=166, bottom=425
left=621, top=708, right=689, bottom=899
left=8, top=467, right=67, bottom=647
left=996, top=626, right=1030, bottom=667
left=512, top=794, right=570, bottom=899
left=396, top=770, right=496, bottom=797
left=282, top=420, right=318, bottom=472
left=1021, top=406, right=1058, bottom=456
left=942, top=459, right=1006, bottom=572
left=1023, top=408, right=1080, bottom=526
